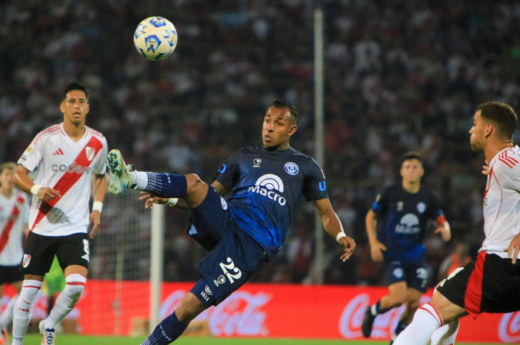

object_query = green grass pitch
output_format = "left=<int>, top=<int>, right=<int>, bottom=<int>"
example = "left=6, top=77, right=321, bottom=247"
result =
left=23, top=335, right=504, bottom=345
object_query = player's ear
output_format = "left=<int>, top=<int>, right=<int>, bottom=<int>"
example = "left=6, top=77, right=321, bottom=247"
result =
left=484, top=123, right=493, bottom=139
left=59, top=101, right=65, bottom=114
left=288, top=124, right=297, bottom=137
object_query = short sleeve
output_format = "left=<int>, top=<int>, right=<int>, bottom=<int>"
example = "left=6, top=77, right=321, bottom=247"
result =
left=372, top=188, right=389, bottom=214
left=214, top=150, right=242, bottom=190
left=493, top=156, right=520, bottom=192
left=303, top=158, right=328, bottom=201
left=93, top=137, right=108, bottom=175
left=17, top=133, right=45, bottom=172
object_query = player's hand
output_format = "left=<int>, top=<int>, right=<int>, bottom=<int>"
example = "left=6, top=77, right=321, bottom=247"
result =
left=505, top=233, right=520, bottom=264
left=339, top=236, right=356, bottom=262
left=435, top=225, right=451, bottom=242
left=89, top=210, right=101, bottom=239
left=139, top=192, right=168, bottom=209
left=37, top=187, right=61, bottom=202
left=482, top=160, right=489, bottom=175
left=370, top=241, right=386, bottom=262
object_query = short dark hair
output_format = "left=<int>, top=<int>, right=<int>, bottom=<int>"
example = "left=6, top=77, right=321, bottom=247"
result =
left=271, top=100, right=298, bottom=122
left=476, top=101, right=517, bottom=140
left=63, top=82, right=89, bottom=101
left=401, top=151, right=422, bottom=164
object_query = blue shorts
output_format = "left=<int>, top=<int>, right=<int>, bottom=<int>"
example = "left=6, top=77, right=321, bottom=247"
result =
left=188, top=186, right=266, bottom=306
left=385, top=261, right=428, bottom=293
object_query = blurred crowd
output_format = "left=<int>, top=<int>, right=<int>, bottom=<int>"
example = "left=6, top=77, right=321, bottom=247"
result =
left=1, top=0, right=520, bottom=287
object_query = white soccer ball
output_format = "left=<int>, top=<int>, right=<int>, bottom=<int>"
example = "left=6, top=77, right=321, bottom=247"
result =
left=133, top=16, right=178, bottom=61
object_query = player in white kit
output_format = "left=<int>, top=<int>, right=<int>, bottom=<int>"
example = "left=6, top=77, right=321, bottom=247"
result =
left=0, top=162, right=29, bottom=345
left=11, top=83, right=108, bottom=345
left=394, top=101, right=520, bottom=345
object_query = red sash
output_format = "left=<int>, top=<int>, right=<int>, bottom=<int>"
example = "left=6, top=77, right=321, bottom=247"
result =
left=0, top=195, right=25, bottom=255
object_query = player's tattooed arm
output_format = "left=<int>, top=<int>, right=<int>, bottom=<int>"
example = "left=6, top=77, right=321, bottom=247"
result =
left=211, top=181, right=229, bottom=196
left=13, top=165, right=61, bottom=202
left=313, top=198, right=356, bottom=261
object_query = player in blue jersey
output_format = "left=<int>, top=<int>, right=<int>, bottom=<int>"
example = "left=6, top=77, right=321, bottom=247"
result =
left=106, top=100, right=356, bottom=345
left=362, top=152, right=451, bottom=343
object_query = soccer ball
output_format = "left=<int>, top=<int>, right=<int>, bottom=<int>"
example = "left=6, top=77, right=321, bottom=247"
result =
left=133, top=16, right=178, bottom=61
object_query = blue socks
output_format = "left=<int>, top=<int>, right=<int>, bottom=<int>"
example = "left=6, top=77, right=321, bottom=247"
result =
left=371, top=300, right=391, bottom=316
left=144, top=173, right=187, bottom=198
left=394, top=320, right=409, bottom=336
left=141, top=311, right=188, bottom=345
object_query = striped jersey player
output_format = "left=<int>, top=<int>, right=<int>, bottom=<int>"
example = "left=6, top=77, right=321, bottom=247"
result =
left=11, top=82, right=108, bottom=345
left=0, top=162, right=29, bottom=344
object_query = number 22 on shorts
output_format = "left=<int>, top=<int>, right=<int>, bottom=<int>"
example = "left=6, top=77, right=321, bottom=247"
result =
left=219, top=257, right=242, bottom=284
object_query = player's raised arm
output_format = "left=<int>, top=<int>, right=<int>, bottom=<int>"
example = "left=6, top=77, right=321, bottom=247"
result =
left=313, top=198, right=356, bottom=261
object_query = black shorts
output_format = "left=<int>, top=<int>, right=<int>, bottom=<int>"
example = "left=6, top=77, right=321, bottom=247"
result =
left=0, top=265, right=24, bottom=285
left=437, top=252, right=520, bottom=318
left=23, top=232, right=90, bottom=276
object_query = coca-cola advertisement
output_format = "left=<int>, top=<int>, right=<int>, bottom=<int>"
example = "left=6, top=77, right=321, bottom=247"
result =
left=3, top=282, right=518, bottom=342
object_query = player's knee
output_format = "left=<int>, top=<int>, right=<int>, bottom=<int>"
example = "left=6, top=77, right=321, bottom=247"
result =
left=64, top=274, right=86, bottom=302
left=186, top=174, right=205, bottom=192
left=19, top=281, right=42, bottom=304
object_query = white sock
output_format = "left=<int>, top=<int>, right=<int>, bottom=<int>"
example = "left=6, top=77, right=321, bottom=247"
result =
left=12, top=280, right=42, bottom=345
left=431, top=320, right=459, bottom=345
left=393, top=303, right=443, bottom=345
left=44, top=274, right=86, bottom=329
left=0, top=294, right=18, bottom=329
left=133, top=171, right=148, bottom=190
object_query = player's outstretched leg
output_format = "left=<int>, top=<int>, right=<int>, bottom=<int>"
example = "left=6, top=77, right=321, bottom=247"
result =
left=142, top=280, right=209, bottom=345
left=107, top=149, right=207, bottom=207
left=363, top=282, right=407, bottom=338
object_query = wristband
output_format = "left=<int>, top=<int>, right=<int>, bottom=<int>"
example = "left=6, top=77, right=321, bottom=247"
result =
left=167, top=198, right=179, bottom=207
left=31, top=184, right=42, bottom=196
left=93, top=201, right=103, bottom=213
left=336, top=232, right=347, bottom=243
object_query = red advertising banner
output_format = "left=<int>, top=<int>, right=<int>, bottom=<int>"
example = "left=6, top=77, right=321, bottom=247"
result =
left=2, top=282, right=519, bottom=342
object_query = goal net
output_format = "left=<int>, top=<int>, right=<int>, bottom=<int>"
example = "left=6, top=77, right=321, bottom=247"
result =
left=80, top=191, right=152, bottom=336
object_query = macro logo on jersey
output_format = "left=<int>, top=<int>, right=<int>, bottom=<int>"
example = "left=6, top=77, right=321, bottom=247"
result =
left=284, top=162, right=299, bottom=176
left=52, top=163, right=92, bottom=174
left=395, top=213, right=420, bottom=234
left=248, top=174, right=286, bottom=206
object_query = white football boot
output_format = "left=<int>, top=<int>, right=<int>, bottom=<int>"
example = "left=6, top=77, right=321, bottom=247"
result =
left=106, top=149, right=135, bottom=194
left=39, top=321, right=55, bottom=345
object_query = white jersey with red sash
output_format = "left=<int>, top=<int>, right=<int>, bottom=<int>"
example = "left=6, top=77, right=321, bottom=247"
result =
left=0, top=191, right=29, bottom=265
left=17, top=124, right=108, bottom=237
left=481, top=146, right=520, bottom=259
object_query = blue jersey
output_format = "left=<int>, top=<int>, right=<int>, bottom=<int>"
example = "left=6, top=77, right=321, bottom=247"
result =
left=215, top=146, right=328, bottom=257
left=372, top=184, right=444, bottom=263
